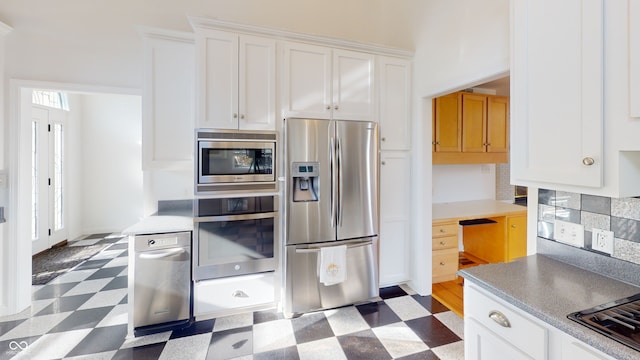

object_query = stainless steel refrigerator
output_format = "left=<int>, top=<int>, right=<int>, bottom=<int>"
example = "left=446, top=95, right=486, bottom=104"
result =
left=283, top=117, right=379, bottom=318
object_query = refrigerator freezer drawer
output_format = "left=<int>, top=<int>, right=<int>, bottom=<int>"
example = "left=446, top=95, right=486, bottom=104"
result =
left=284, top=238, right=379, bottom=317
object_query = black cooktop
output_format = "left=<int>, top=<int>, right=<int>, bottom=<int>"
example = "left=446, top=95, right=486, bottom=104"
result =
left=568, top=293, right=640, bottom=352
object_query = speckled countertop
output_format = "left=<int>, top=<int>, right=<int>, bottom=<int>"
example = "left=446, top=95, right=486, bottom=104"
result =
left=460, top=255, right=640, bottom=360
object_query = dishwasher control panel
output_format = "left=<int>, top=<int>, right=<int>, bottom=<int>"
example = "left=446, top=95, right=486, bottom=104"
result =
left=147, top=236, right=179, bottom=248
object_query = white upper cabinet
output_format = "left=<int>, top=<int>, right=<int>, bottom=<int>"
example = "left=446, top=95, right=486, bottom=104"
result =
left=511, top=0, right=640, bottom=197
left=140, top=28, right=195, bottom=170
left=283, top=42, right=375, bottom=121
left=195, top=29, right=276, bottom=130
left=377, top=56, right=411, bottom=150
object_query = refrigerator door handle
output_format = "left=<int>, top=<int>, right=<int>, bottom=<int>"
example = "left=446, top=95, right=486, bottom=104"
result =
left=329, top=136, right=337, bottom=228
left=294, top=241, right=372, bottom=253
left=337, top=136, right=344, bottom=227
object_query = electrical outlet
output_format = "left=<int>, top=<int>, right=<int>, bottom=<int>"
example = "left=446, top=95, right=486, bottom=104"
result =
left=592, top=228, right=614, bottom=255
left=554, top=220, right=584, bottom=248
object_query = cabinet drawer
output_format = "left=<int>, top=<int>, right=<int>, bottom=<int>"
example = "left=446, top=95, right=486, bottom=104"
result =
left=433, top=223, right=458, bottom=238
left=194, top=273, right=275, bottom=317
left=465, top=284, right=547, bottom=359
left=432, top=248, right=458, bottom=282
left=432, top=235, right=457, bottom=250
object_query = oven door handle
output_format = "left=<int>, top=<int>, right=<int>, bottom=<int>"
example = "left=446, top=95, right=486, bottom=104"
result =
left=194, top=212, right=277, bottom=223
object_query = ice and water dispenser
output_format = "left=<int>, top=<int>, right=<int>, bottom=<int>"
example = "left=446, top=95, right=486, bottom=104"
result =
left=291, top=162, right=319, bottom=202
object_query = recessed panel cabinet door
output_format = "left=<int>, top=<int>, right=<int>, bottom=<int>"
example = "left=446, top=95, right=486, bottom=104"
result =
left=238, top=35, right=276, bottom=130
left=433, top=92, right=462, bottom=152
left=461, top=93, right=487, bottom=153
left=486, top=96, right=509, bottom=153
left=511, top=0, right=603, bottom=188
left=332, top=49, right=375, bottom=121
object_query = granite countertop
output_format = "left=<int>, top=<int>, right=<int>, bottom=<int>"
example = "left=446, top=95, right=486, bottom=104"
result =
left=433, top=199, right=527, bottom=222
left=460, top=255, right=640, bottom=360
left=122, top=215, right=193, bottom=235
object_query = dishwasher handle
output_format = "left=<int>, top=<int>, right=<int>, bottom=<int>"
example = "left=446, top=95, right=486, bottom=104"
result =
left=138, top=247, right=186, bottom=260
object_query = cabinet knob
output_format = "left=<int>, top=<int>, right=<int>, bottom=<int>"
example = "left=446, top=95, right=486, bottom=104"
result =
left=489, top=310, right=511, bottom=328
left=582, top=157, right=595, bottom=166
left=436, top=141, right=440, bottom=145
left=381, top=137, right=386, bottom=142
left=439, top=261, right=446, bottom=266
left=439, top=229, right=446, bottom=233
left=326, top=105, right=331, bottom=110
left=240, top=114, right=245, bottom=119
left=439, top=241, right=446, bottom=246
left=334, top=105, right=339, bottom=110
left=511, top=224, right=517, bottom=228
left=233, top=113, right=238, bottom=119
left=381, top=161, right=386, bottom=165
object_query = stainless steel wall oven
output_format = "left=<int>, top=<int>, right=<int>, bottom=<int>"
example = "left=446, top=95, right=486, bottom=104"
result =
left=196, top=129, right=277, bottom=194
left=193, top=195, right=278, bottom=280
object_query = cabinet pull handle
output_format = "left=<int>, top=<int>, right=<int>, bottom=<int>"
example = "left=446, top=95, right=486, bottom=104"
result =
left=232, top=290, right=248, bottom=298
left=582, top=157, right=595, bottom=166
left=489, top=310, right=511, bottom=328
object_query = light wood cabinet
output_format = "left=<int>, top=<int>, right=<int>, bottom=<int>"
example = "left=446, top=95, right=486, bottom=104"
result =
left=507, top=214, right=527, bottom=262
left=195, top=29, right=276, bottom=130
left=432, top=220, right=459, bottom=283
left=282, top=42, right=374, bottom=121
left=433, top=92, right=508, bottom=164
left=140, top=28, right=195, bottom=171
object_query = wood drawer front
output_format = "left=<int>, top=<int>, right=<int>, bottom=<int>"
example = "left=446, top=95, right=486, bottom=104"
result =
left=433, top=223, right=458, bottom=238
left=466, top=284, right=547, bottom=359
left=432, top=248, right=458, bottom=278
left=194, top=273, right=275, bottom=316
left=432, top=235, right=457, bottom=250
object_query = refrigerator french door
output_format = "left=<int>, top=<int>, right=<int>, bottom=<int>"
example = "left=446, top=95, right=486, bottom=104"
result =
left=284, top=118, right=379, bottom=317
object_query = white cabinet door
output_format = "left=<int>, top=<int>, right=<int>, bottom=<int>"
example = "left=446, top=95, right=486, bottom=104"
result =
left=197, top=30, right=276, bottom=130
left=238, top=35, right=276, bottom=130
left=282, top=42, right=374, bottom=121
left=560, top=334, right=615, bottom=360
left=630, top=0, right=640, bottom=118
left=282, top=42, right=332, bottom=119
left=332, top=49, right=374, bottom=121
left=378, top=56, right=411, bottom=150
left=379, top=151, right=411, bottom=286
left=141, top=30, right=195, bottom=170
left=511, top=0, right=603, bottom=188
left=466, top=318, right=535, bottom=360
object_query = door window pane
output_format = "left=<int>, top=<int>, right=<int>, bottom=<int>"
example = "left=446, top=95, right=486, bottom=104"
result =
left=31, top=120, right=38, bottom=240
left=53, top=123, right=63, bottom=231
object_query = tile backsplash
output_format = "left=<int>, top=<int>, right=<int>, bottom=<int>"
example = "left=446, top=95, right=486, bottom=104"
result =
left=537, top=189, right=640, bottom=265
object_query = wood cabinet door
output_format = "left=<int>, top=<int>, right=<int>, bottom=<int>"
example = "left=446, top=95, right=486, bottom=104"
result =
left=461, top=93, right=487, bottom=153
left=486, top=96, right=509, bottom=153
left=433, top=92, right=462, bottom=152
left=507, top=215, right=527, bottom=261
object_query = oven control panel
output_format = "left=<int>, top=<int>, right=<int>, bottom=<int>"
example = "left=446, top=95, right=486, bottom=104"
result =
left=147, top=236, right=178, bottom=248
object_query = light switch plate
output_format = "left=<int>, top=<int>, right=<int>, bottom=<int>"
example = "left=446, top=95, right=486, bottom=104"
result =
left=592, top=228, right=614, bottom=255
left=554, top=220, right=584, bottom=248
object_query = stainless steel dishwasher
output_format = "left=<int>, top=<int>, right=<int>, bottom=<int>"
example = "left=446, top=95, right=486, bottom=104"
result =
left=133, top=231, right=191, bottom=333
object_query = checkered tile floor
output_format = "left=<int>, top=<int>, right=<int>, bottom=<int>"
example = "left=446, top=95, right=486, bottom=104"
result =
left=0, top=235, right=464, bottom=359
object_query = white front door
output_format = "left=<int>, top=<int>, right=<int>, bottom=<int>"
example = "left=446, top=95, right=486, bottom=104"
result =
left=31, top=105, right=68, bottom=255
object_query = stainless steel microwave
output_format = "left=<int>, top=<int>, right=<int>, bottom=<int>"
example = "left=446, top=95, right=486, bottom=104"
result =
left=195, top=129, right=277, bottom=194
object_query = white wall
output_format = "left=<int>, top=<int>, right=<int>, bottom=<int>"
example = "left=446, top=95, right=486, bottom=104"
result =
left=410, top=0, right=510, bottom=295
left=432, top=164, right=496, bottom=203
left=79, top=93, right=143, bottom=233
left=66, top=94, right=84, bottom=241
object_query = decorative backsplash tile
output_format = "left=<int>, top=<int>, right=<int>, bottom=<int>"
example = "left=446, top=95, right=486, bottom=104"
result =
left=537, top=189, right=640, bottom=266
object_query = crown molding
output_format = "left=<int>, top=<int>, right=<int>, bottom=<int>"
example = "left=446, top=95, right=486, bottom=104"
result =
left=0, top=21, right=13, bottom=36
left=136, top=25, right=195, bottom=43
left=188, top=16, right=413, bottom=58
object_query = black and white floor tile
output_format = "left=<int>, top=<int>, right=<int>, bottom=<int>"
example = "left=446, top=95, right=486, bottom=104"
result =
left=0, top=235, right=464, bottom=359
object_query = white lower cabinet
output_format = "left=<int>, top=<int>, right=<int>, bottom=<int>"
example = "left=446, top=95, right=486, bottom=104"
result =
left=194, top=272, right=275, bottom=319
left=379, top=151, right=411, bottom=286
left=465, top=283, right=615, bottom=360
